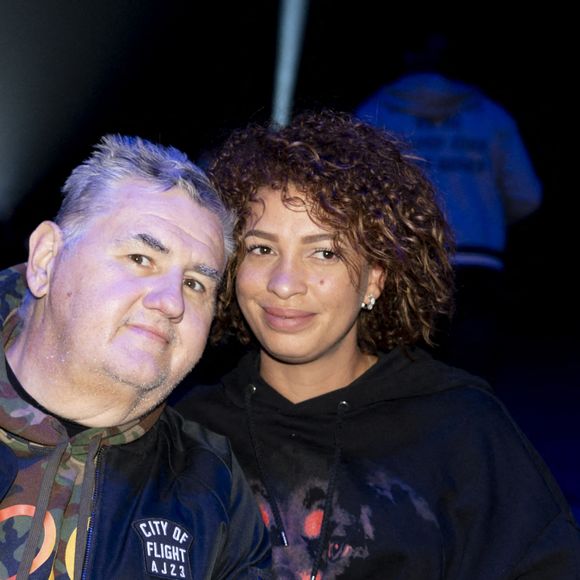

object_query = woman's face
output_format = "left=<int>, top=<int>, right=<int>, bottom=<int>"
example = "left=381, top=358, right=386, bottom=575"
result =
left=235, top=184, right=383, bottom=368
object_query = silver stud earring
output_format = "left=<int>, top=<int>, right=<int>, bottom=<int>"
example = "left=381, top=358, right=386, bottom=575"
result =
left=361, top=295, right=376, bottom=311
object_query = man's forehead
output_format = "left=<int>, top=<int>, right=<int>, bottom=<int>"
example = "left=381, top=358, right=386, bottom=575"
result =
left=105, top=178, right=201, bottom=211
left=91, top=184, right=225, bottom=270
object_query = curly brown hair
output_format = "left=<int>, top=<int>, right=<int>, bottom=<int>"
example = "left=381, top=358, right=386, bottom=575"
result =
left=209, top=110, right=454, bottom=352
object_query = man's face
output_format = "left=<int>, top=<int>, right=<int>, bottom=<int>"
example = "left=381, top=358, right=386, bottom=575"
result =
left=39, top=179, right=225, bottom=415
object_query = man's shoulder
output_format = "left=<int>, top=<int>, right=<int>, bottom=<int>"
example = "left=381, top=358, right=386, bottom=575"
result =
left=155, top=405, right=245, bottom=488
left=156, top=404, right=232, bottom=463
left=109, top=406, right=240, bottom=502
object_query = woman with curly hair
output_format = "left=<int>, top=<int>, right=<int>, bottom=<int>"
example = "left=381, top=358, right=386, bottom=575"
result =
left=177, top=111, right=579, bottom=579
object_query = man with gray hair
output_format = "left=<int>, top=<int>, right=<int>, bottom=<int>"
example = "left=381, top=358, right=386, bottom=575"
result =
left=0, top=135, right=271, bottom=579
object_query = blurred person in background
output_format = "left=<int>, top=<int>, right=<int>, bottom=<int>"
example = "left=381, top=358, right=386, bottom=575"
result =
left=356, top=33, right=542, bottom=380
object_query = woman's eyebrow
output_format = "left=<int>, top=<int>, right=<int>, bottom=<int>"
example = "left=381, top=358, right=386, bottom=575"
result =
left=243, top=229, right=276, bottom=241
left=243, top=230, right=333, bottom=244
left=301, top=234, right=333, bottom=244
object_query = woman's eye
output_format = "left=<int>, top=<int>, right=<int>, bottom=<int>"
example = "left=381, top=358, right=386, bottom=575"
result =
left=129, top=254, right=152, bottom=267
left=247, top=244, right=273, bottom=256
left=184, top=278, right=205, bottom=293
left=313, top=248, right=338, bottom=260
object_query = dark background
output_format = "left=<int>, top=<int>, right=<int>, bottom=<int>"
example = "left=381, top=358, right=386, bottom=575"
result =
left=1, top=3, right=577, bottom=511
left=0, top=4, right=575, bottom=332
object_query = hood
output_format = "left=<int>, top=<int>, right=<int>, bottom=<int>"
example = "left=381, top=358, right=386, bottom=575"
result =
left=221, top=346, right=491, bottom=417
left=0, top=264, right=28, bottom=326
left=375, top=73, right=481, bottom=122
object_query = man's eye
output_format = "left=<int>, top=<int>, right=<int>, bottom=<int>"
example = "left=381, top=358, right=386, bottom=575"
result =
left=129, top=254, right=152, bottom=266
left=184, top=278, right=205, bottom=293
left=247, top=244, right=273, bottom=256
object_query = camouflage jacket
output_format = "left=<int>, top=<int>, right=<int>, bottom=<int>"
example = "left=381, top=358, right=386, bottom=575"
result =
left=0, top=266, right=271, bottom=579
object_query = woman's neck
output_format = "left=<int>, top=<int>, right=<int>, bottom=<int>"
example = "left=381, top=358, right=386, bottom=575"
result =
left=259, top=347, right=377, bottom=403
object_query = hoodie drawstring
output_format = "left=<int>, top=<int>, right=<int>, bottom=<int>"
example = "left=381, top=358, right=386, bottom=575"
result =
left=74, top=435, right=102, bottom=580
left=244, top=384, right=349, bottom=578
left=17, top=440, right=68, bottom=580
left=309, top=400, right=349, bottom=580
left=245, top=384, right=288, bottom=547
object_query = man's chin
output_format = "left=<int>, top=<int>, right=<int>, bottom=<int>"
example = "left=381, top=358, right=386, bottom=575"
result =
left=101, top=362, right=172, bottom=394
left=99, top=351, right=195, bottom=399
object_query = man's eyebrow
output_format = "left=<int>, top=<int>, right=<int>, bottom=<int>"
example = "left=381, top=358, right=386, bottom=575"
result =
left=193, top=264, right=221, bottom=283
left=133, top=233, right=169, bottom=254
left=124, top=233, right=221, bottom=282
left=244, top=229, right=333, bottom=244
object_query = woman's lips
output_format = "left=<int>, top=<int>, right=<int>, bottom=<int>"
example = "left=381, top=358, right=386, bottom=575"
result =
left=262, top=306, right=316, bottom=332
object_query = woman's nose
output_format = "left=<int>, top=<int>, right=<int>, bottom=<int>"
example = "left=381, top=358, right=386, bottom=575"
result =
left=266, top=257, right=307, bottom=299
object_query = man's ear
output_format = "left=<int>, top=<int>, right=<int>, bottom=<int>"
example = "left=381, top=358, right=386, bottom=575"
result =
left=26, top=221, right=65, bottom=298
left=365, top=264, right=385, bottom=301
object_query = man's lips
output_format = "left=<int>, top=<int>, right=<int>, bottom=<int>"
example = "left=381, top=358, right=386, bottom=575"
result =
left=262, top=306, right=316, bottom=331
left=126, top=323, right=171, bottom=344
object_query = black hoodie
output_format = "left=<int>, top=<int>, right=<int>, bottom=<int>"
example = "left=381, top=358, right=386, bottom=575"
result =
left=177, top=347, right=580, bottom=579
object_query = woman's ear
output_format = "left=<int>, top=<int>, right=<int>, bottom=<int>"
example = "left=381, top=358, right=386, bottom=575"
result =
left=365, top=264, right=385, bottom=301
left=26, top=221, right=64, bottom=298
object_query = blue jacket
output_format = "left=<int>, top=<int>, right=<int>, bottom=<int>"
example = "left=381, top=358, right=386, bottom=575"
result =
left=0, top=265, right=271, bottom=579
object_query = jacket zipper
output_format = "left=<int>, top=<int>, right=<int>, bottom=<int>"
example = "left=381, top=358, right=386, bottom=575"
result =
left=80, top=447, right=103, bottom=580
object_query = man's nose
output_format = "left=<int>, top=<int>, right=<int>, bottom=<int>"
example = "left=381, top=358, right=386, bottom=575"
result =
left=143, top=271, right=185, bottom=320
left=266, top=257, right=307, bottom=299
